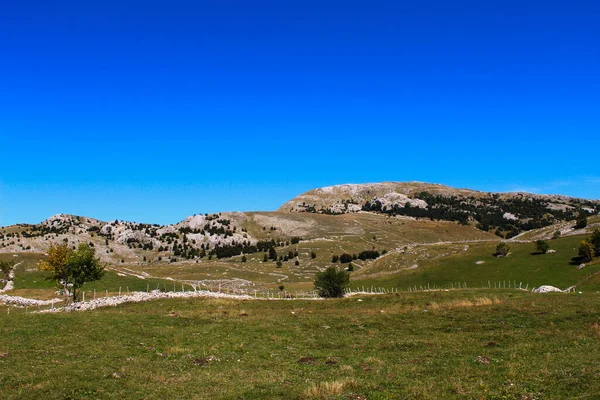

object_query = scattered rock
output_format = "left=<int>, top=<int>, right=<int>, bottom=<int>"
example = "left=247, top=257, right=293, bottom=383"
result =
left=546, top=249, right=557, bottom=254
left=475, top=261, right=485, bottom=265
left=474, top=356, right=491, bottom=365
left=578, top=263, right=586, bottom=270
left=533, top=285, right=563, bottom=293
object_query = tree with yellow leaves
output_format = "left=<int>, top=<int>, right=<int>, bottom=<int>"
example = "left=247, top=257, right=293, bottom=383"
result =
left=39, top=242, right=104, bottom=303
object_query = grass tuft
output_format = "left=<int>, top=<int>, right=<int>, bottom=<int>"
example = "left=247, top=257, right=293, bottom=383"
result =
left=302, top=378, right=359, bottom=399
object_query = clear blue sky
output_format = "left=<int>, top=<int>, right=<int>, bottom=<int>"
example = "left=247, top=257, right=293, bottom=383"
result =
left=1, top=1, right=599, bottom=226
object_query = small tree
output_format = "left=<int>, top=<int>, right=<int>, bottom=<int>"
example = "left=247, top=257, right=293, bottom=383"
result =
left=494, top=243, right=510, bottom=258
left=39, top=243, right=105, bottom=303
left=268, top=247, right=278, bottom=261
left=310, top=251, right=316, bottom=259
left=278, top=284, right=285, bottom=292
left=578, top=240, right=593, bottom=263
left=590, top=229, right=600, bottom=257
left=241, top=255, right=247, bottom=263
left=575, top=211, right=588, bottom=229
left=535, top=240, right=549, bottom=254
left=0, top=260, right=14, bottom=280
left=314, top=266, right=350, bottom=298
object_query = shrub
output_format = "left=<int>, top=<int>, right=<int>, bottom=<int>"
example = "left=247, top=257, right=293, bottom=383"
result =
left=535, top=240, right=549, bottom=254
left=494, top=243, right=510, bottom=257
left=314, top=266, right=350, bottom=298
left=311, top=251, right=316, bottom=259
left=575, top=211, right=588, bottom=229
left=578, top=240, right=593, bottom=263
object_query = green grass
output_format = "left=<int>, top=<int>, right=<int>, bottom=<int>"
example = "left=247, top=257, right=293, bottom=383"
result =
left=353, top=235, right=600, bottom=292
left=0, top=291, right=599, bottom=399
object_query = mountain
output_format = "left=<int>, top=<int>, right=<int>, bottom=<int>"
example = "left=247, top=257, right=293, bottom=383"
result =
left=1, top=182, right=598, bottom=266
left=279, top=181, right=600, bottom=236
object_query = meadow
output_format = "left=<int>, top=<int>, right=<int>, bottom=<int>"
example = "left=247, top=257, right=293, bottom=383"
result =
left=1, top=290, right=599, bottom=399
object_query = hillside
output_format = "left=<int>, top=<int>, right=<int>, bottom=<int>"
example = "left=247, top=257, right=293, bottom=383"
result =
left=1, top=182, right=599, bottom=296
left=279, top=181, right=600, bottom=237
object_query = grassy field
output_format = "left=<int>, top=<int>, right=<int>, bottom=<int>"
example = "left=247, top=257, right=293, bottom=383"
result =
left=0, top=290, right=599, bottom=399
left=352, top=234, right=600, bottom=292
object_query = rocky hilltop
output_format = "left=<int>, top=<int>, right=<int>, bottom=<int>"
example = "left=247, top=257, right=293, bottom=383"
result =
left=279, top=182, right=600, bottom=236
left=1, top=182, right=599, bottom=263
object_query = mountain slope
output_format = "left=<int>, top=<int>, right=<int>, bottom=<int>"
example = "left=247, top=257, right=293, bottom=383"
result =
left=279, top=181, right=600, bottom=236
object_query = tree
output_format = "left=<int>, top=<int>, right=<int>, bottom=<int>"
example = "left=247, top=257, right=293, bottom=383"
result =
left=339, top=253, right=353, bottom=263
left=535, top=240, right=549, bottom=254
left=310, top=251, right=317, bottom=259
left=575, top=210, right=588, bottom=229
left=268, top=247, right=278, bottom=261
left=314, top=266, right=350, bottom=298
left=39, top=243, right=105, bottom=303
left=590, top=229, right=600, bottom=257
left=0, top=260, right=14, bottom=280
left=494, top=243, right=510, bottom=257
left=578, top=240, right=593, bottom=263
left=241, top=255, right=247, bottom=263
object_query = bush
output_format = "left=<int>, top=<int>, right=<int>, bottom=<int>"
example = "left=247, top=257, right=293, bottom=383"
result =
left=339, top=253, right=353, bottom=263
left=578, top=240, right=593, bottom=263
left=575, top=211, right=588, bottom=229
left=494, top=243, right=510, bottom=258
left=314, top=266, right=350, bottom=298
left=535, top=240, right=549, bottom=254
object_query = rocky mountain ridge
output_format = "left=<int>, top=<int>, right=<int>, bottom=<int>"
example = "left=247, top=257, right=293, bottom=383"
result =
left=1, top=182, right=599, bottom=263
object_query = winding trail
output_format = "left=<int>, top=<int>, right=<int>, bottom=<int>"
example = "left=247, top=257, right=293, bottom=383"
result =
left=0, top=262, right=22, bottom=293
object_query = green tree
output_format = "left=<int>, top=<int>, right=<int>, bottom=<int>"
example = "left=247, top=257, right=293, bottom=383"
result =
left=578, top=240, right=593, bottom=263
left=494, top=242, right=510, bottom=258
left=241, top=255, right=247, bottom=263
left=0, top=260, right=14, bottom=280
left=535, top=240, right=549, bottom=254
left=575, top=211, right=588, bottom=229
left=39, top=243, right=105, bottom=303
left=310, top=251, right=317, bottom=259
left=268, top=247, right=278, bottom=261
left=589, top=229, right=600, bottom=257
left=314, top=266, right=350, bottom=298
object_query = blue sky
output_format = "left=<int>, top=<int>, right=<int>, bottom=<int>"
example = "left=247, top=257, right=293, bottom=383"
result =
left=1, top=1, right=599, bottom=226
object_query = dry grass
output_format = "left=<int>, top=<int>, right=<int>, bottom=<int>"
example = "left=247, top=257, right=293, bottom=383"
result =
left=427, top=296, right=501, bottom=310
left=302, top=378, right=359, bottom=399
